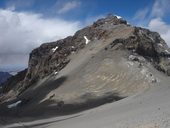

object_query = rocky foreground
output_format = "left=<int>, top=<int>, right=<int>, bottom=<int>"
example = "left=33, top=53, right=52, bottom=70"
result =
left=0, top=15, right=170, bottom=127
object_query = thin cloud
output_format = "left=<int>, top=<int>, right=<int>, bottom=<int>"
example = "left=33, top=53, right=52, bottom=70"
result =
left=151, top=0, right=170, bottom=18
left=133, top=7, right=149, bottom=21
left=0, top=9, right=81, bottom=70
left=132, top=7, right=150, bottom=26
left=57, top=1, right=81, bottom=14
left=6, top=0, right=35, bottom=11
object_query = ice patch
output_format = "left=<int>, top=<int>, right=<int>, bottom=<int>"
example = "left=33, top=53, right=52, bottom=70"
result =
left=7, top=100, right=22, bottom=109
left=84, top=36, right=90, bottom=45
left=115, top=15, right=122, bottom=19
left=52, top=46, right=58, bottom=52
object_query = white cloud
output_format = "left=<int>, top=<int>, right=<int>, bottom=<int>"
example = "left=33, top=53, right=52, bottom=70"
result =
left=0, top=9, right=81, bottom=70
left=148, top=18, right=170, bottom=46
left=132, top=7, right=150, bottom=27
left=57, top=1, right=81, bottom=14
left=133, top=7, right=149, bottom=21
left=151, top=0, right=170, bottom=18
left=148, top=18, right=170, bottom=34
left=148, top=0, right=170, bottom=46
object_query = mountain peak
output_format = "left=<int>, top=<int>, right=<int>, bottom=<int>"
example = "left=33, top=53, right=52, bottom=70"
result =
left=93, top=14, right=127, bottom=27
left=0, top=14, right=170, bottom=117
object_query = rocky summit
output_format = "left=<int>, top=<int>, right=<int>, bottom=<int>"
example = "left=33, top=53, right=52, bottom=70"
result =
left=0, top=15, right=170, bottom=118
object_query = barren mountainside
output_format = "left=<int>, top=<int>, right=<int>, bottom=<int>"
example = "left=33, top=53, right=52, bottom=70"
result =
left=0, top=15, right=170, bottom=119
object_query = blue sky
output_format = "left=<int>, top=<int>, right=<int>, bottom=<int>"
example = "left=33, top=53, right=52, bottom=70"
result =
left=0, top=0, right=158, bottom=22
left=0, top=0, right=170, bottom=71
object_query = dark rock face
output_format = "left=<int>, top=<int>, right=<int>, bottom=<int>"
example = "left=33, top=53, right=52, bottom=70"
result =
left=25, top=36, right=74, bottom=84
left=110, top=27, right=170, bottom=75
left=1, top=69, right=27, bottom=93
left=0, top=72, right=12, bottom=85
left=134, top=28, right=170, bottom=75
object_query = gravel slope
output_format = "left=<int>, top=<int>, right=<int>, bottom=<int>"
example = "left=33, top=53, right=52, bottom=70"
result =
left=2, top=70, right=170, bottom=128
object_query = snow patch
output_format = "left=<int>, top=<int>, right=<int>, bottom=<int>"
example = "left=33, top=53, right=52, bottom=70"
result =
left=52, top=46, right=58, bottom=52
left=7, top=100, right=22, bottom=109
left=54, top=71, right=58, bottom=75
left=84, top=36, right=90, bottom=45
left=115, top=15, right=122, bottom=19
